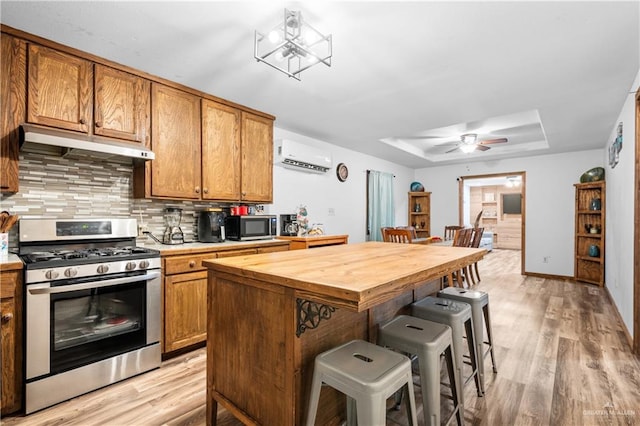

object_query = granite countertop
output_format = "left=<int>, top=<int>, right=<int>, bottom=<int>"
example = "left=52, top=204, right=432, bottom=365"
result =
left=140, top=238, right=289, bottom=256
left=0, top=239, right=289, bottom=268
left=0, top=253, right=23, bottom=270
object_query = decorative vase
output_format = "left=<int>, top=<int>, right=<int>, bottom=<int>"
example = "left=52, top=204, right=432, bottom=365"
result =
left=588, top=245, right=600, bottom=257
left=579, top=167, right=605, bottom=183
left=590, top=198, right=601, bottom=211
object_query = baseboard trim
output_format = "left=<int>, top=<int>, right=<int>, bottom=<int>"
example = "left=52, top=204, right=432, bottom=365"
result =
left=603, top=286, right=634, bottom=350
left=523, top=271, right=574, bottom=281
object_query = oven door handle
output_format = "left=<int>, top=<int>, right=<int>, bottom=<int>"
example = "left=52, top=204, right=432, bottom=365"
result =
left=27, top=271, right=161, bottom=295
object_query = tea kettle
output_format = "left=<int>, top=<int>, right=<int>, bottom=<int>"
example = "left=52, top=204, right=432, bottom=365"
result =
left=198, top=208, right=226, bottom=243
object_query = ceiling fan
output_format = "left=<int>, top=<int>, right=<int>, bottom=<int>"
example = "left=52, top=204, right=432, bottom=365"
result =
left=443, top=133, right=508, bottom=154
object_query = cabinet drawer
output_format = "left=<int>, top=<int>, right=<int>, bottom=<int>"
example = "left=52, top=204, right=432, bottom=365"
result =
left=163, top=253, right=218, bottom=275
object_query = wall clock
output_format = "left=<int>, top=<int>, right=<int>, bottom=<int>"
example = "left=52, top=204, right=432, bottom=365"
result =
left=336, top=163, right=349, bottom=182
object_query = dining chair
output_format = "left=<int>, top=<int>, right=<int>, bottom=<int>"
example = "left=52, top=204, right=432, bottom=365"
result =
left=444, top=225, right=463, bottom=241
left=384, top=228, right=413, bottom=244
left=453, top=228, right=473, bottom=248
left=473, top=210, right=484, bottom=229
left=396, top=226, right=418, bottom=239
left=380, top=227, right=394, bottom=242
left=467, top=227, right=484, bottom=285
left=449, top=228, right=474, bottom=287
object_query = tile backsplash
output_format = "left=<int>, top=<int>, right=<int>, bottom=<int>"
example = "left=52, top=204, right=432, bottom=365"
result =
left=0, top=151, right=235, bottom=248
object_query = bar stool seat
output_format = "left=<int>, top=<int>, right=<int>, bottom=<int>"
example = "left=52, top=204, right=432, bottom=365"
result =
left=411, top=297, right=483, bottom=404
left=306, top=339, right=418, bottom=426
left=438, top=287, right=498, bottom=394
left=378, top=315, right=464, bottom=426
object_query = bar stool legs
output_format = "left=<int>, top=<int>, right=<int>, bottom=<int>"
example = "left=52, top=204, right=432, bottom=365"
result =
left=411, top=297, right=483, bottom=402
left=379, top=315, right=464, bottom=426
left=438, top=287, right=498, bottom=394
left=306, top=339, right=418, bottom=426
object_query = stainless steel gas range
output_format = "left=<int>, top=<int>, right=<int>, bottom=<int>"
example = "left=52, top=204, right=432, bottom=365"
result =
left=18, top=218, right=161, bottom=414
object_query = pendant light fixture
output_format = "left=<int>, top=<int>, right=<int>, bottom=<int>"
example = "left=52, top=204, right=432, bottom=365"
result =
left=254, top=9, right=332, bottom=80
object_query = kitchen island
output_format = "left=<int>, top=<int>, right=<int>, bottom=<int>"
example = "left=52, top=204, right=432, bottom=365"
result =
left=203, top=241, right=486, bottom=426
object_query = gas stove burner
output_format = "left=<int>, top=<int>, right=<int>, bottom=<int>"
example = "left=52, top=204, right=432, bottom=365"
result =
left=18, top=218, right=161, bottom=272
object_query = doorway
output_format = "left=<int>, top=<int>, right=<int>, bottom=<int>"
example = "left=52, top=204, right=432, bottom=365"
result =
left=458, top=171, right=526, bottom=275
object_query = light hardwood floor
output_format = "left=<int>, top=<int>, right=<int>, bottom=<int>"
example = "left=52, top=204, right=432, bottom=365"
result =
left=3, top=249, right=639, bottom=425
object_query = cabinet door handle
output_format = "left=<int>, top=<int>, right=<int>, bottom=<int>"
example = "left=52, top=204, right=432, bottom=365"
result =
left=189, top=261, right=196, bottom=268
left=95, top=121, right=102, bottom=127
left=1, top=313, right=13, bottom=322
left=203, top=188, right=208, bottom=194
left=195, top=187, right=200, bottom=194
left=79, top=118, right=86, bottom=125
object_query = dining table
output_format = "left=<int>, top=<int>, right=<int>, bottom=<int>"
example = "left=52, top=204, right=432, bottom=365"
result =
left=203, top=241, right=486, bottom=425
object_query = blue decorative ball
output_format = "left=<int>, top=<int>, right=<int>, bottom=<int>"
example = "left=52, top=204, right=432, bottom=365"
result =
left=410, top=181, right=424, bottom=192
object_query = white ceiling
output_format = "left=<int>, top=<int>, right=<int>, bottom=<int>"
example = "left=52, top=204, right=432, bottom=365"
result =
left=1, top=1, right=638, bottom=168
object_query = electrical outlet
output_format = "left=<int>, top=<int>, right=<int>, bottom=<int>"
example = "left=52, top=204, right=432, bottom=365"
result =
left=138, top=223, right=148, bottom=237
left=328, top=208, right=335, bottom=216
left=543, top=256, right=550, bottom=263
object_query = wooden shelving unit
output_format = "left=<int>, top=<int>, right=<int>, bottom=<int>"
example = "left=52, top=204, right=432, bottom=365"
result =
left=574, top=181, right=605, bottom=286
left=408, top=191, right=431, bottom=237
left=480, top=187, right=498, bottom=233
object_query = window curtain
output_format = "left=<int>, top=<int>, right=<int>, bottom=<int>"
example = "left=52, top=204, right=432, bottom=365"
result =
left=367, top=170, right=395, bottom=241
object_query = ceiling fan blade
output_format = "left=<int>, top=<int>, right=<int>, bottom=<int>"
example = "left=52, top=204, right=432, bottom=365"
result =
left=479, top=138, right=508, bottom=145
left=445, top=146, right=461, bottom=154
left=475, top=145, right=491, bottom=151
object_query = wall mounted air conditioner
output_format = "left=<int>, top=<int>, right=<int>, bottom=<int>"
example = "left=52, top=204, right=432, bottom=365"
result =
left=275, top=139, right=332, bottom=173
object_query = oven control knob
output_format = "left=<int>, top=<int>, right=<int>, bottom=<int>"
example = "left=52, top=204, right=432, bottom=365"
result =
left=64, top=268, right=78, bottom=278
left=125, top=261, right=137, bottom=271
left=45, top=270, right=59, bottom=280
left=97, top=265, right=109, bottom=274
left=139, top=260, right=150, bottom=269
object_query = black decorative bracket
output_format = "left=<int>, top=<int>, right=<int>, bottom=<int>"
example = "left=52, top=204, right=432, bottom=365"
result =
left=296, top=298, right=336, bottom=337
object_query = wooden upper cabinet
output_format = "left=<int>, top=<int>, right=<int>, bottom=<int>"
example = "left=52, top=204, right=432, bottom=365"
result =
left=27, top=44, right=92, bottom=132
left=241, top=112, right=273, bottom=203
left=201, top=99, right=241, bottom=200
left=150, top=83, right=201, bottom=199
left=1, top=35, right=26, bottom=194
left=94, top=64, right=150, bottom=143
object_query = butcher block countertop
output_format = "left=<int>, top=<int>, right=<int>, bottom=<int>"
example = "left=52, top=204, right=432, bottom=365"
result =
left=203, top=241, right=485, bottom=312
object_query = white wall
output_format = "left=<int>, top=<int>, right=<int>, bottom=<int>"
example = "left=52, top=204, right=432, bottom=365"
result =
left=267, top=127, right=415, bottom=243
left=604, top=69, right=639, bottom=336
left=414, top=150, right=603, bottom=276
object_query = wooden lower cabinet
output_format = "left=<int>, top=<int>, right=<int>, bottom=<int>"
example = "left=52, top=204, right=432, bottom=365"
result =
left=162, top=243, right=289, bottom=355
left=1, top=266, right=23, bottom=415
left=164, top=270, right=208, bottom=353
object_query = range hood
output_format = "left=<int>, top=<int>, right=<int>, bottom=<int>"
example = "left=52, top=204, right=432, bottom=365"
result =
left=19, top=124, right=155, bottom=161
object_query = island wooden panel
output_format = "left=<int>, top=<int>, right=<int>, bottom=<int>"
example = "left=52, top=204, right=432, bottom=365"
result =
left=204, top=242, right=485, bottom=425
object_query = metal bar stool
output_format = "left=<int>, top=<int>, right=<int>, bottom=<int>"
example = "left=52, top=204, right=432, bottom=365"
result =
left=438, top=287, right=497, bottom=394
left=305, top=339, right=418, bottom=426
left=411, top=297, right=483, bottom=407
left=378, top=315, right=464, bottom=426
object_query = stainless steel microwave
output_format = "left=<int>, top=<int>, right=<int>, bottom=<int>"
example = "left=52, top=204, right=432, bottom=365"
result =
left=225, top=215, right=277, bottom=241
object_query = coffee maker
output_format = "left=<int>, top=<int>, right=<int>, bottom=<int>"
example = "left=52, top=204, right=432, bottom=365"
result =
left=198, top=208, right=226, bottom=242
left=279, top=214, right=298, bottom=236
left=162, top=207, right=184, bottom=245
